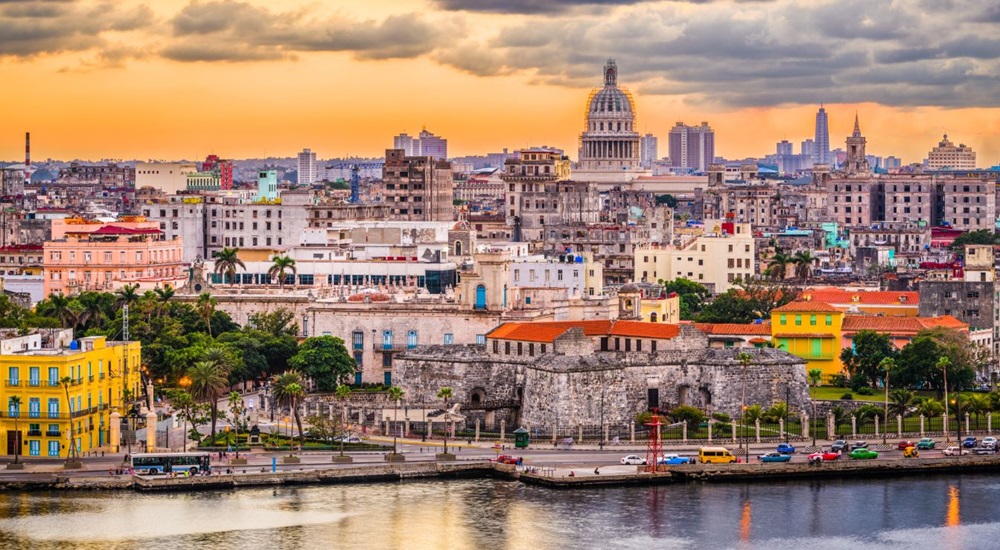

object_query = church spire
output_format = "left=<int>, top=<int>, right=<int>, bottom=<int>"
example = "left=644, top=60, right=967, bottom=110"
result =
left=852, top=112, right=862, bottom=137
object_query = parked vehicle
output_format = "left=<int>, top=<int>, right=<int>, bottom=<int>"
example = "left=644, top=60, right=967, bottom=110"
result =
left=849, top=448, right=879, bottom=460
left=942, top=446, right=969, bottom=456
left=896, top=440, right=914, bottom=450
left=807, top=451, right=841, bottom=463
left=495, top=455, right=520, bottom=464
left=658, top=454, right=692, bottom=465
left=621, top=455, right=647, bottom=465
left=962, top=436, right=978, bottom=448
left=983, top=437, right=998, bottom=449
left=972, top=446, right=994, bottom=455
left=831, top=440, right=848, bottom=452
left=758, top=452, right=792, bottom=463
left=698, top=446, right=737, bottom=464
left=902, top=446, right=919, bottom=458
left=916, top=438, right=936, bottom=450
left=776, top=443, right=796, bottom=455
left=850, top=441, right=869, bottom=451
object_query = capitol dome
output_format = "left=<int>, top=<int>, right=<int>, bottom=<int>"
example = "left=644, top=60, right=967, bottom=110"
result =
left=577, top=59, right=641, bottom=174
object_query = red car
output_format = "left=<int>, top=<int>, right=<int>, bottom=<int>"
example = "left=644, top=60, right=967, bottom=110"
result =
left=808, top=451, right=841, bottom=463
left=494, top=455, right=519, bottom=465
left=897, top=440, right=914, bottom=450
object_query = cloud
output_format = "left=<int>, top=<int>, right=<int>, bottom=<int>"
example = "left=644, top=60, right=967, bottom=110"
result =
left=162, top=0, right=455, bottom=63
left=0, top=0, right=153, bottom=59
left=433, top=0, right=775, bottom=14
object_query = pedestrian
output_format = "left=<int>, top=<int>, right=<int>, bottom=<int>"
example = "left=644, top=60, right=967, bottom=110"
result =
left=101, top=451, right=104, bottom=457
left=594, top=467, right=600, bottom=475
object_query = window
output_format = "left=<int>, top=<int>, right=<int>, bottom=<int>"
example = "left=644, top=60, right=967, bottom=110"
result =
left=382, top=330, right=393, bottom=350
left=48, top=441, right=60, bottom=457
left=8, top=366, right=18, bottom=386
left=382, top=354, right=392, bottom=368
left=476, top=334, right=486, bottom=345
left=29, top=440, right=40, bottom=457
left=517, top=342, right=523, bottom=355
left=29, top=398, right=39, bottom=418
left=811, top=339, right=822, bottom=357
left=352, top=331, right=364, bottom=350
left=8, top=398, right=19, bottom=418
left=29, top=366, right=39, bottom=386
left=406, top=330, right=418, bottom=350
left=353, top=352, right=363, bottom=366
left=779, top=315, right=786, bottom=325
left=810, top=315, right=816, bottom=326
left=795, top=315, right=802, bottom=326
left=48, top=367, right=59, bottom=386
left=444, top=333, right=454, bottom=345
left=825, top=315, right=832, bottom=326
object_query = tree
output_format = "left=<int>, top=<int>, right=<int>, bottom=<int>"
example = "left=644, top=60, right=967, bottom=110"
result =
left=304, top=413, right=341, bottom=445
left=659, top=278, right=710, bottom=320
left=437, top=386, right=454, bottom=454
left=949, top=229, right=1000, bottom=251
left=767, top=252, right=793, bottom=281
left=40, top=293, right=73, bottom=328
left=196, top=293, right=216, bottom=337
left=273, top=370, right=306, bottom=450
left=839, top=330, right=896, bottom=390
left=288, top=336, right=355, bottom=392
left=792, top=251, right=816, bottom=282
left=115, top=284, right=140, bottom=309
left=186, top=360, right=230, bottom=444
left=213, top=247, right=246, bottom=284
left=335, top=384, right=352, bottom=457
left=763, top=401, right=788, bottom=423
left=227, top=391, right=247, bottom=458
left=655, top=194, right=679, bottom=208
left=915, top=397, right=944, bottom=418
left=60, top=376, right=78, bottom=459
left=268, top=255, right=297, bottom=289
left=153, top=286, right=175, bottom=314
left=247, top=308, right=299, bottom=337
left=896, top=328, right=975, bottom=392
left=8, top=396, right=20, bottom=464
left=166, top=388, right=196, bottom=452
left=743, top=404, right=764, bottom=424
left=808, top=369, right=823, bottom=387
left=387, top=386, right=404, bottom=454
left=669, top=405, right=705, bottom=427
left=888, top=388, right=916, bottom=418
left=698, top=277, right=798, bottom=323
left=965, top=393, right=990, bottom=429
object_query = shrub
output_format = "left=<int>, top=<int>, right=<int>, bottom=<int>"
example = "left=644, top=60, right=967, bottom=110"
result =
left=840, top=393, right=854, bottom=400
left=711, top=412, right=732, bottom=423
left=829, top=374, right=850, bottom=388
left=856, top=387, right=875, bottom=396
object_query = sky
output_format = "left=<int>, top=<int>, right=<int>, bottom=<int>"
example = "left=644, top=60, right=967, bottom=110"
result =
left=1, top=0, right=1000, bottom=166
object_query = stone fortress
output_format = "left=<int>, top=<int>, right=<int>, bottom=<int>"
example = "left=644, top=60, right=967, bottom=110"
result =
left=396, top=287, right=811, bottom=431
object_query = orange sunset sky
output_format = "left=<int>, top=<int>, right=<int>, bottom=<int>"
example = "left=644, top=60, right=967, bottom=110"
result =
left=1, top=0, right=999, bottom=166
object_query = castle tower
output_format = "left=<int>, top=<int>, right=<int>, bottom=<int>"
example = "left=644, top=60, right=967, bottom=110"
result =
left=843, top=113, right=870, bottom=175
left=617, top=283, right=642, bottom=320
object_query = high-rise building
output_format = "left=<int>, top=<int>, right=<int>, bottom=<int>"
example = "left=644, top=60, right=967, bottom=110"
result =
left=927, top=134, right=976, bottom=170
left=884, top=156, right=902, bottom=171
left=393, top=133, right=417, bottom=156
left=640, top=134, right=658, bottom=169
left=201, top=155, right=233, bottom=190
left=297, top=148, right=318, bottom=185
left=382, top=149, right=453, bottom=222
left=800, top=139, right=815, bottom=158
left=668, top=122, right=715, bottom=172
left=776, top=140, right=793, bottom=156
left=814, top=105, right=830, bottom=165
left=257, top=170, right=278, bottom=201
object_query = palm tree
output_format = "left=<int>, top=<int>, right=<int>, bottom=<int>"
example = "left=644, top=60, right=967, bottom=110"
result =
left=227, top=391, right=246, bottom=458
left=966, top=393, right=990, bottom=429
left=767, top=252, right=793, bottom=281
left=153, top=286, right=175, bottom=315
left=888, top=389, right=916, bottom=418
left=115, top=284, right=140, bottom=308
left=808, top=369, right=823, bottom=387
left=8, top=396, right=20, bottom=464
left=273, top=370, right=306, bottom=450
left=186, top=360, right=230, bottom=444
left=437, top=387, right=454, bottom=454
left=213, top=247, right=246, bottom=285
left=335, top=384, right=351, bottom=457
left=387, top=386, right=404, bottom=455
left=196, top=293, right=217, bottom=337
left=792, top=251, right=816, bottom=282
left=60, top=376, right=77, bottom=459
left=916, top=397, right=945, bottom=419
left=268, top=255, right=297, bottom=290
left=41, top=293, right=72, bottom=328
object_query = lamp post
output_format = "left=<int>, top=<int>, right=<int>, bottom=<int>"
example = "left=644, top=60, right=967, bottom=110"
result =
left=954, top=395, right=962, bottom=454
left=599, top=371, right=606, bottom=451
left=811, top=400, right=817, bottom=448
left=938, top=356, right=951, bottom=443
left=737, top=352, right=752, bottom=463
left=880, top=357, right=895, bottom=446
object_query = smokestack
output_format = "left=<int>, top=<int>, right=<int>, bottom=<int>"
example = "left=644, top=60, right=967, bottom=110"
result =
left=24, top=132, right=30, bottom=181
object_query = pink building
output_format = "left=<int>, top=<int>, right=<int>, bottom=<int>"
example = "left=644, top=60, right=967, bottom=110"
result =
left=43, top=218, right=185, bottom=296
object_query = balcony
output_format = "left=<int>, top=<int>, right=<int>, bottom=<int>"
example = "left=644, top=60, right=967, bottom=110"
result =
left=5, top=380, right=19, bottom=387
left=45, top=430, right=61, bottom=437
left=372, top=342, right=418, bottom=352
left=27, top=380, right=42, bottom=387
left=27, top=430, right=41, bottom=437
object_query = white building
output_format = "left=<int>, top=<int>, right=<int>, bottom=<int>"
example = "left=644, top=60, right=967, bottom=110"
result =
left=135, top=162, right=198, bottom=194
left=927, top=135, right=976, bottom=170
left=298, top=149, right=318, bottom=185
left=633, top=222, right=756, bottom=293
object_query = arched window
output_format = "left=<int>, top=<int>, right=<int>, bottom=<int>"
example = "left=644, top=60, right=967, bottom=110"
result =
left=617, top=122, right=622, bottom=132
left=454, top=240, right=462, bottom=256
left=475, top=285, right=487, bottom=310
left=406, top=330, right=418, bottom=350
left=650, top=312, right=658, bottom=323
left=599, top=122, right=604, bottom=131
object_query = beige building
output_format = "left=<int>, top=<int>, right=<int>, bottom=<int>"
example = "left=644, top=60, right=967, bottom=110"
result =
left=383, top=149, right=454, bottom=222
left=634, top=222, right=755, bottom=293
left=135, top=162, right=198, bottom=194
left=927, top=134, right=976, bottom=170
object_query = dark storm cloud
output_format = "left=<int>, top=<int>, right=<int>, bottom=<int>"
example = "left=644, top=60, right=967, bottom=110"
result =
left=437, top=0, right=1000, bottom=108
left=163, top=0, right=452, bottom=62
left=0, top=0, right=153, bottom=58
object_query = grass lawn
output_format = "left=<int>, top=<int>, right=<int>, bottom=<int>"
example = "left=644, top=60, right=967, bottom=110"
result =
left=810, top=386, right=883, bottom=402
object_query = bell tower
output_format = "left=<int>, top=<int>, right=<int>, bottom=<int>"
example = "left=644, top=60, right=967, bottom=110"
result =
left=843, top=113, right=870, bottom=174
left=617, top=283, right=642, bottom=320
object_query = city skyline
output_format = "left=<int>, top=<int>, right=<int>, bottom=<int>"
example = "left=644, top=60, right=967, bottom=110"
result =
left=1, top=0, right=999, bottom=165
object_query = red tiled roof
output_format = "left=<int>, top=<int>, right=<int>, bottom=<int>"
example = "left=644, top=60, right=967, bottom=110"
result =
left=487, top=319, right=680, bottom=343
left=693, top=323, right=771, bottom=336
left=798, top=287, right=918, bottom=306
left=842, top=315, right=968, bottom=334
left=89, top=225, right=161, bottom=235
left=748, top=337, right=770, bottom=344
left=772, top=301, right=842, bottom=313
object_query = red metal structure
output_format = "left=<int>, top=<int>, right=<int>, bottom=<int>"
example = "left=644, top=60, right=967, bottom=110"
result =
left=644, top=411, right=664, bottom=472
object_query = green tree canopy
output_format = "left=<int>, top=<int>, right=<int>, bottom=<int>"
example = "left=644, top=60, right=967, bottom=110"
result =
left=839, top=330, right=896, bottom=390
left=949, top=229, right=1000, bottom=251
left=655, top=194, right=679, bottom=208
left=288, top=336, right=355, bottom=392
left=896, top=327, right=975, bottom=391
left=659, top=278, right=710, bottom=320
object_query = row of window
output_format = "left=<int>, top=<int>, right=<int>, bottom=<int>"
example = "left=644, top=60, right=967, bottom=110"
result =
left=49, top=250, right=176, bottom=263
left=777, top=314, right=834, bottom=326
left=8, top=364, right=105, bottom=384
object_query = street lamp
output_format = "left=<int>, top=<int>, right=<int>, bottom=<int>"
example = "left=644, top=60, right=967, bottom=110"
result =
left=599, top=371, right=605, bottom=450
left=737, top=352, right=752, bottom=463
left=938, top=356, right=951, bottom=443
left=880, top=357, right=895, bottom=445
left=811, top=400, right=817, bottom=448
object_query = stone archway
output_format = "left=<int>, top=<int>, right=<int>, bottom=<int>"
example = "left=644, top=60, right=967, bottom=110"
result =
left=469, top=387, right=486, bottom=406
left=677, top=385, right=690, bottom=406
left=699, top=387, right=712, bottom=408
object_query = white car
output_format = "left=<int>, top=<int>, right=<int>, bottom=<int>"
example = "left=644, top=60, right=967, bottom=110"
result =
left=983, top=437, right=998, bottom=449
left=621, top=454, right=647, bottom=465
left=942, top=446, right=970, bottom=456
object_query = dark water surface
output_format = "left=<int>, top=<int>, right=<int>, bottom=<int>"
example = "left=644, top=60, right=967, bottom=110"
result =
left=0, top=474, right=994, bottom=549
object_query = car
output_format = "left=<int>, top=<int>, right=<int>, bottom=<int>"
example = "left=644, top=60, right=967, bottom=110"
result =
left=983, top=437, right=998, bottom=449
left=831, top=440, right=848, bottom=452
left=333, top=435, right=362, bottom=443
left=850, top=441, right=869, bottom=451
left=963, top=436, right=978, bottom=448
left=896, top=440, right=915, bottom=450
left=758, top=452, right=792, bottom=463
left=621, top=454, right=647, bottom=465
left=494, top=455, right=520, bottom=464
left=942, top=446, right=970, bottom=456
left=776, top=443, right=796, bottom=455
left=807, top=451, right=841, bottom=463
left=972, top=446, right=994, bottom=455
left=916, top=438, right=936, bottom=450
left=658, top=454, right=692, bottom=465
left=849, top=448, right=879, bottom=460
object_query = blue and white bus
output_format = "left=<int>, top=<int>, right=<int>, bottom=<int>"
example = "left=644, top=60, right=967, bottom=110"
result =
left=130, top=452, right=212, bottom=475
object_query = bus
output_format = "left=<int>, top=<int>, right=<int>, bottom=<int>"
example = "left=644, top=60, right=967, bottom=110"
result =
left=130, top=452, right=212, bottom=475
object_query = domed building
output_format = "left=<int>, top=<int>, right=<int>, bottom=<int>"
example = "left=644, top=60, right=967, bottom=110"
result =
left=574, top=59, right=649, bottom=185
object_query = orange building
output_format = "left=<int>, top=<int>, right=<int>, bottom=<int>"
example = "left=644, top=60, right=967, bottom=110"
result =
left=796, top=287, right=919, bottom=317
left=43, top=218, right=185, bottom=296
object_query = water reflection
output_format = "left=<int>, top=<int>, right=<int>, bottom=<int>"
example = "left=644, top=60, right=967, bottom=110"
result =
left=0, top=476, right=997, bottom=549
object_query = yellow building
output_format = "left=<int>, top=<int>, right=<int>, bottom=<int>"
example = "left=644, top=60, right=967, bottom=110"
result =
left=640, top=294, right=681, bottom=324
left=1, top=330, right=141, bottom=459
left=770, top=301, right=844, bottom=381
